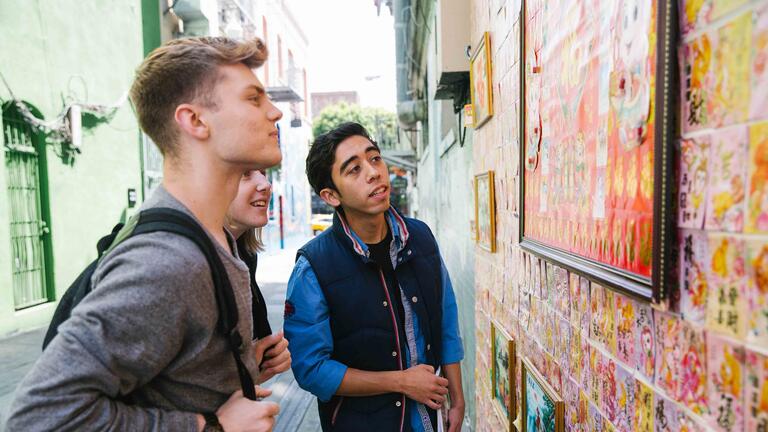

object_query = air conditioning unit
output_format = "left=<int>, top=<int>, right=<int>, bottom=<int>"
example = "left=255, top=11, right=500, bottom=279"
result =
left=434, top=0, right=470, bottom=107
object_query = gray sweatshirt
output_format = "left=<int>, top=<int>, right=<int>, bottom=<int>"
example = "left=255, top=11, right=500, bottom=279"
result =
left=5, top=187, right=258, bottom=431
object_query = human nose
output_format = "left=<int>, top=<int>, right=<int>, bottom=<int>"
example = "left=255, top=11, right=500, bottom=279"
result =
left=365, top=163, right=380, bottom=183
left=267, top=100, right=283, bottom=122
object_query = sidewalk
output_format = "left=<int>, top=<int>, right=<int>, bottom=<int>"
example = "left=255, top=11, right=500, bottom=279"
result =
left=257, top=236, right=321, bottom=432
left=0, top=235, right=319, bottom=431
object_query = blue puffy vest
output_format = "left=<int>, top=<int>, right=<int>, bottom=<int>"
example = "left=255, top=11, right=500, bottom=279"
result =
left=297, top=210, right=444, bottom=432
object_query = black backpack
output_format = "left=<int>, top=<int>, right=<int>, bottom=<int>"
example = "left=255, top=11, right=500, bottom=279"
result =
left=42, top=207, right=259, bottom=400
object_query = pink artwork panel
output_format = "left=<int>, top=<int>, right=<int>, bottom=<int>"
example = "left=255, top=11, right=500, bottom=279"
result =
left=707, top=332, right=745, bottom=432
left=679, top=228, right=709, bottom=325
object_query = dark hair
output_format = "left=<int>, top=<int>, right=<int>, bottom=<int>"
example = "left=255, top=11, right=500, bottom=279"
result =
left=130, top=36, right=267, bottom=158
left=306, top=122, right=378, bottom=195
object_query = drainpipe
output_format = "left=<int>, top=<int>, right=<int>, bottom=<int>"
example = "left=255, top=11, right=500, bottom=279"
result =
left=394, top=0, right=424, bottom=128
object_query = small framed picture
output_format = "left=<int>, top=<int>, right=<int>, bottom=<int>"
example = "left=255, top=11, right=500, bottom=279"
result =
left=520, top=357, right=565, bottom=432
left=475, top=170, right=496, bottom=252
left=470, top=31, right=493, bottom=128
left=491, top=320, right=516, bottom=429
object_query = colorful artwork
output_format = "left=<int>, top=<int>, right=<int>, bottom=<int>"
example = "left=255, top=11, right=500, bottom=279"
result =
left=705, top=127, right=748, bottom=232
left=654, top=311, right=681, bottom=398
left=634, top=379, right=654, bottom=432
left=521, top=0, right=669, bottom=288
left=569, top=272, right=581, bottom=325
left=614, top=364, right=637, bottom=430
left=654, top=392, right=702, bottom=432
left=563, top=378, right=583, bottom=432
left=522, top=357, right=565, bottom=432
left=590, top=284, right=616, bottom=354
left=747, top=121, right=768, bottom=233
left=679, top=228, right=709, bottom=325
left=706, top=234, right=748, bottom=339
left=747, top=240, right=768, bottom=347
left=470, top=31, right=493, bottom=128
left=569, top=324, right=581, bottom=383
left=681, top=0, right=750, bottom=34
left=678, top=137, right=710, bottom=229
left=682, top=11, right=752, bottom=132
left=492, top=320, right=516, bottom=426
left=678, top=323, right=708, bottom=415
left=475, top=171, right=497, bottom=252
left=707, top=333, right=745, bottom=431
left=751, top=4, right=768, bottom=121
left=579, top=331, right=591, bottom=391
left=579, top=276, right=590, bottom=334
left=745, top=349, right=768, bottom=432
left=615, top=293, right=637, bottom=367
left=634, top=301, right=655, bottom=382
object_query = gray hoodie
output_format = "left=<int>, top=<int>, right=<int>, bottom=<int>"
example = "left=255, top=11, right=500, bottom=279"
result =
left=5, top=186, right=258, bottom=431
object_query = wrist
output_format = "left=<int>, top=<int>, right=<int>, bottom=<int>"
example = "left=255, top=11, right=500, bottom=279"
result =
left=393, top=370, right=406, bottom=394
left=201, top=412, right=224, bottom=432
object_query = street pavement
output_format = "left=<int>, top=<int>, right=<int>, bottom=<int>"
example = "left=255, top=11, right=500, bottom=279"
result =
left=0, top=233, right=319, bottom=431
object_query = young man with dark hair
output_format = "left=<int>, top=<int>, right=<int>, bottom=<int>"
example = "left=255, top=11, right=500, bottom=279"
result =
left=6, top=37, right=288, bottom=432
left=285, top=122, right=465, bottom=432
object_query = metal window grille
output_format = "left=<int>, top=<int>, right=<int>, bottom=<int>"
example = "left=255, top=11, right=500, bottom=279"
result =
left=3, top=106, right=49, bottom=309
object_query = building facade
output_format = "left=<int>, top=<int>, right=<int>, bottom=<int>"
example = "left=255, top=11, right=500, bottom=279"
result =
left=0, top=0, right=146, bottom=337
left=396, top=0, right=768, bottom=430
left=157, top=0, right=314, bottom=247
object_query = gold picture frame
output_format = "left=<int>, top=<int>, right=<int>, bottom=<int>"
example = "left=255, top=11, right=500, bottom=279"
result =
left=474, top=170, right=496, bottom=252
left=491, top=320, right=516, bottom=429
left=469, top=31, right=493, bottom=128
left=518, top=357, right=564, bottom=432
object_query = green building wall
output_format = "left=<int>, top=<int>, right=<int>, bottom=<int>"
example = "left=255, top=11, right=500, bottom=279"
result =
left=0, top=1, right=146, bottom=337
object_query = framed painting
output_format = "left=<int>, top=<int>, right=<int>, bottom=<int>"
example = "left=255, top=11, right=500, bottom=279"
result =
left=470, top=31, right=493, bottom=128
left=519, top=357, right=564, bottom=432
left=475, top=170, right=496, bottom=252
left=491, top=320, right=516, bottom=428
left=518, top=0, right=678, bottom=302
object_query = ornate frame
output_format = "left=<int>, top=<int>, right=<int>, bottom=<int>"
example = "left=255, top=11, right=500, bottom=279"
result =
left=517, top=0, right=678, bottom=303
left=469, top=31, right=493, bottom=128
left=475, top=170, right=496, bottom=252
left=518, top=357, right=565, bottom=432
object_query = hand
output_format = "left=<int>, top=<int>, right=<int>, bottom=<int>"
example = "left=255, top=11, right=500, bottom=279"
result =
left=216, top=387, right=279, bottom=432
left=447, top=402, right=465, bottom=432
left=399, top=364, right=449, bottom=410
left=254, top=332, right=291, bottom=384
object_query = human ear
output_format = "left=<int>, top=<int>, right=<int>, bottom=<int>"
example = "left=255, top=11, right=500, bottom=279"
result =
left=319, top=188, right=341, bottom=208
left=175, top=103, right=210, bottom=140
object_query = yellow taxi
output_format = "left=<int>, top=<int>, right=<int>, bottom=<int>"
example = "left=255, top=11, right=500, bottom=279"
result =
left=310, top=213, right=333, bottom=235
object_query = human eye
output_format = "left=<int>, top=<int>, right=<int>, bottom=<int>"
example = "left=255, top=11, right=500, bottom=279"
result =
left=347, top=165, right=360, bottom=175
left=371, top=155, right=382, bottom=163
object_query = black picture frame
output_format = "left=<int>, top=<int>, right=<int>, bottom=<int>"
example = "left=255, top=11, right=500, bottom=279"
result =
left=517, top=0, right=679, bottom=303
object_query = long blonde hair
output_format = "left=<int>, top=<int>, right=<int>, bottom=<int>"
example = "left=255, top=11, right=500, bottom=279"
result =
left=239, top=227, right=265, bottom=254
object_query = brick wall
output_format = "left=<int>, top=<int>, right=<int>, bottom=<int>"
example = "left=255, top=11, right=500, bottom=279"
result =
left=470, top=0, right=768, bottom=431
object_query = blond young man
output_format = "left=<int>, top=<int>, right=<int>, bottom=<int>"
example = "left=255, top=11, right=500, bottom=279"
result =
left=6, top=37, right=286, bottom=432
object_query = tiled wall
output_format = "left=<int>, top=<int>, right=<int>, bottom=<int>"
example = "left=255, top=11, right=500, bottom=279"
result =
left=472, top=0, right=768, bottom=431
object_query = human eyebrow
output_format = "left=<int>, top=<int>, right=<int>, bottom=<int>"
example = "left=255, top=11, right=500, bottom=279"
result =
left=244, top=84, right=266, bottom=97
left=365, top=146, right=380, bottom=155
left=339, top=155, right=360, bottom=174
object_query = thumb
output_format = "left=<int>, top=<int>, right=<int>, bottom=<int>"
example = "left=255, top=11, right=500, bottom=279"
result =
left=261, top=401, right=280, bottom=416
left=254, top=386, right=273, bottom=398
left=419, top=364, right=435, bottom=373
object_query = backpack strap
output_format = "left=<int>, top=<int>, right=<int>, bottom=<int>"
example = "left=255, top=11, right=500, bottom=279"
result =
left=112, top=208, right=257, bottom=400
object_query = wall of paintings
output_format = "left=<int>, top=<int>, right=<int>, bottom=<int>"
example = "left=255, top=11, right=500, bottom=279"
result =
left=471, top=0, right=768, bottom=431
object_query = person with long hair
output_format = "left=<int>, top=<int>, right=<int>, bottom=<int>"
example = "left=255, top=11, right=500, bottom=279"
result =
left=226, top=169, right=291, bottom=384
